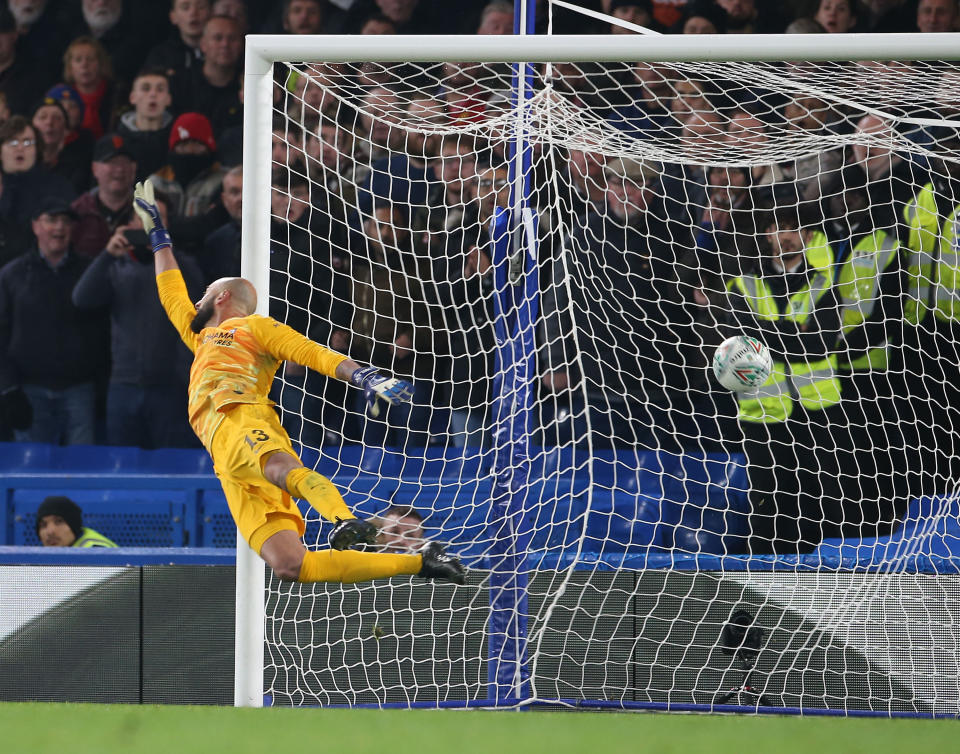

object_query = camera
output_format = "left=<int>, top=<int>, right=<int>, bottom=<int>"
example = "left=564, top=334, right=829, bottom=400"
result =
left=713, top=607, right=772, bottom=707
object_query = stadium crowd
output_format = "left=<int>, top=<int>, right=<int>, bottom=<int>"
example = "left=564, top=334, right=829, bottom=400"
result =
left=0, top=0, right=959, bottom=551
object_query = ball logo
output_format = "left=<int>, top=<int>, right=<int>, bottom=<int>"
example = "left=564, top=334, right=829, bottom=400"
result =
left=178, top=126, right=190, bottom=141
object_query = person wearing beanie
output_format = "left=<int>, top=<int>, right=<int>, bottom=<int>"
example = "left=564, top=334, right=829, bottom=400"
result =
left=35, top=496, right=117, bottom=547
left=609, top=0, right=658, bottom=32
left=146, top=112, right=228, bottom=254
left=147, top=112, right=225, bottom=219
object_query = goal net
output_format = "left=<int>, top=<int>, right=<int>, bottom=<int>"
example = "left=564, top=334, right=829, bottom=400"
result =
left=244, top=30, right=960, bottom=714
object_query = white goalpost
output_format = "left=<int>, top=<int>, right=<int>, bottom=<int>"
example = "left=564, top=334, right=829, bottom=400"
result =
left=238, top=29, right=960, bottom=714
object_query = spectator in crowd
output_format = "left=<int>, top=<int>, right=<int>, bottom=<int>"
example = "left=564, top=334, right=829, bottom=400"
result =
left=213, top=0, right=249, bottom=34
left=356, top=86, right=405, bottom=166
left=116, top=67, right=175, bottom=181
left=427, top=165, right=502, bottom=448
left=902, top=128, right=960, bottom=494
left=0, top=171, right=31, bottom=269
left=434, top=62, right=495, bottom=124
left=474, top=164, right=510, bottom=227
left=145, top=0, right=210, bottom=80
left=780, top=94, right=844, bottom=201
left=33, top=98, right=92, bottom=194
left=78, top=0, right=147, bottom=78
left=0, top=7, right=45, bottom=117
left=375, top=504, right=426, bottom=553
left=9, top=0, right=72, bottom=86
left=282, top=0, right=324, bottom=34
left=850, top=113, right=922, bottom=226
left=693, top=165, right=758, bottom=274
left=647, top=0, right=690, bottom=28
left=0, top=115, right=75, bottom=226
left=785, top=16, right=827, bottom=33
left=606, top=61, right=675, bottom=138
left=724, top=205, right=847, bottom=553
left=724, top=106, right=787, bottom=190
left=609, top=0, right=656, bottom=32
left=714, top=0, right=788, bottom=33
left=272, top=113, right=307, bottom=169
left=661, top=109, right=726, bottom=226
left=149, top=112, right=226, bottom=220
left=351, top=201, right=433, bottom=447
left=72, top=190, right=202, bottom=448
left=358, top=96, right=442, bottom=220
left=916, top=0, right=958, bottom=32
left=45, top=83, right=86, bottom=134
left=36, top=495, right=117, bottom=547
left=813, top=0, right=858, bottom=32
left=172, top=14, right=243, bottom=136
left=360, top=14, right=397, bottom=34
left=857, top=0, right=916, bottom=32
left=71, top=132, right=137, bottom=258
left=0, top=197, right=108, bottom=445
left=680, top=1, right=727, bottom=33
left=201, top=163, right=242, bottom=283
left=540, top=157, right=696, bottom=451
left=821, top=165, right=911, bottom=532
left=424, top=136, right=478, bottom=234
left=476, top=0, right=513, bottom=35
left=564, top=147, right=608, bottom=220
left=367, top=0, right=436, bottom=34
left=307, top=116, right=364, bottom=204
left=62, top=35, right=119, bottom=139
left=665, top=77, right=715, bottom=135
left=268, top=165, right=353, bottom=446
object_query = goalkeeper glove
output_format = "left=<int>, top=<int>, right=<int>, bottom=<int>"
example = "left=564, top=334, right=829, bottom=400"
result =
left=132, top=180, right=172, bottom=253
left=350, top=366, right=414, bottom=418
left=328, top=517, right=379, bottom=551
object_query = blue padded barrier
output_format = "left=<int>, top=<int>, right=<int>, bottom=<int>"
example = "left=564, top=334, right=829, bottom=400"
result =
left=13, top=490, right=188, bottom=547
left=2, top=442, right=749, bottom=559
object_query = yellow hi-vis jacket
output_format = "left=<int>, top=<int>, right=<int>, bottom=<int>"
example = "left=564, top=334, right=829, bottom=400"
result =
left=834, top=228, right=900, bottom=372
left=903, top=182, right=960, bottom=323
left=727, top=242, right=841, bottom=424
left=72, top=527, right=118, bottom=548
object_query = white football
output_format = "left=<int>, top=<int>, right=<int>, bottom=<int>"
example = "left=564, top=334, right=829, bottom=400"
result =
left=712, top=335, right=773, bottom=392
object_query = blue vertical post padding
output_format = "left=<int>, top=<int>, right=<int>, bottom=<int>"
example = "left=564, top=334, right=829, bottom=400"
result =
left=487, top=2, right=538, bottom=703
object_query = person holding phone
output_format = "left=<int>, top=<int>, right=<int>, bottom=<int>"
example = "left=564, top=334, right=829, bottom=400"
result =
left=72, top=190, right=204, bottom=448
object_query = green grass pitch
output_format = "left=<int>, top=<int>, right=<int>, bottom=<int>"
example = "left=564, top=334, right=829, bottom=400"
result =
left=2, top=703, right=957, bottom=754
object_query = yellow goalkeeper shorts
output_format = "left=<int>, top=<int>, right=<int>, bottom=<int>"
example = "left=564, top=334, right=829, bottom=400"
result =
left=208, top=403, right=305, bottom=553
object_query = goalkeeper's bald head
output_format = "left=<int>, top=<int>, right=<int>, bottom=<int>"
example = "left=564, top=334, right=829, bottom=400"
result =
left=190, top=276, right=258, bottom=333
left=218, top=277, right=257, bottom=314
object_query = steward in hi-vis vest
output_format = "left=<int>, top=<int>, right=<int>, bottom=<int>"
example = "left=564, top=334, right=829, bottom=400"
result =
left=724, top=206, right=847, bottom=555
left=35, top=495, right=118, bottom=548
left=901, top=128, right=960, bottom=494
left=823, top=166, right=912, bottom=534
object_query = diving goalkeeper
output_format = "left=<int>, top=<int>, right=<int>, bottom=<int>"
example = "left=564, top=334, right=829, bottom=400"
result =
left=134, top=180, right=465, bottom=585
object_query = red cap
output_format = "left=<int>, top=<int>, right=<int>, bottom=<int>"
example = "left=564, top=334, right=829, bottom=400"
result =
left=169, top=112, right=217, bottom=152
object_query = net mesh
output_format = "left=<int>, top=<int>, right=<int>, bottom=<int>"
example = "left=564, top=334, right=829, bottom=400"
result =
left=258, top=45, right=960, bottom=713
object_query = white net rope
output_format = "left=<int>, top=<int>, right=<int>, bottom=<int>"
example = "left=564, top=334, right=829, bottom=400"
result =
left=260, top=53, right=960, bottom=713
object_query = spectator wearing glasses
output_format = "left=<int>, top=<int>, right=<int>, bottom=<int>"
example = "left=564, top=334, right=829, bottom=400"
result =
left=0, top=115, right=75, bottom=227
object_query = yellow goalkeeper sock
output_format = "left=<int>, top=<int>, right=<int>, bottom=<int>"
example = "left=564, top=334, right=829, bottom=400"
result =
left=297, top=549, right=422, bottom=583
left=285, top=467, right=353, bottom=523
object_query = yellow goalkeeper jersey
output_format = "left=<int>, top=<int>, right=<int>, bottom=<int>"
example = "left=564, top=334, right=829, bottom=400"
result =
left=157, top=269, right=346, bottom=449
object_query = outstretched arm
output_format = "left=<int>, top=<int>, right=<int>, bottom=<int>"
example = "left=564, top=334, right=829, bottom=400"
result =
left=251, top=318, right=413, bottom=417
left=133, top=180, right=177, bottom=275
left=134, top=180, right=197, bottom=351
